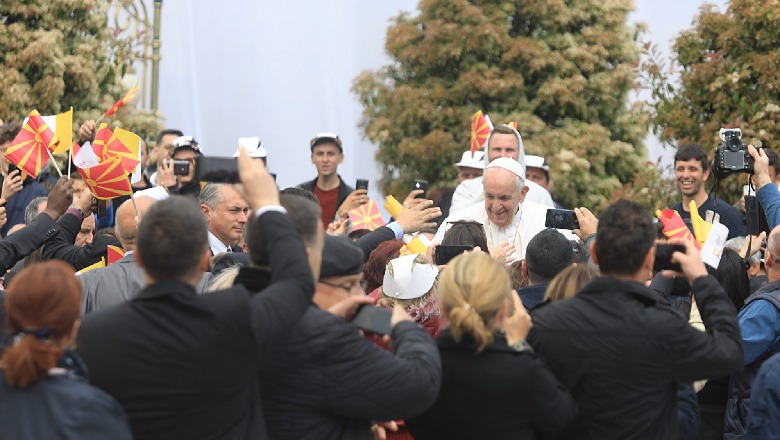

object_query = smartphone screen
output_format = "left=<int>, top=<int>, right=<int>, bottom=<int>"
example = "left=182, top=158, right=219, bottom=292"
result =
left=545, top=209, right=580, bottom=230
left=435, top=244, right=474, bottom=265
left=351, top=306, right=392, bottom=335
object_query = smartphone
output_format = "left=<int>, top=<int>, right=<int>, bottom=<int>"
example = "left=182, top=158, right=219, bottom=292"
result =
left=96, top=199, right=108, bottom=219
left=545, top=208, right=580, bottom=230
left=653, top=244, right=685, bottom=272
left=194, top=157, right=239, bottom=183
left=745, top=195, right=770, bottom=236
left=435, top=244, right=474, bottom=265
left=356, top=179, right=369, bottom=191
left=413, top=179, right=429, bottom=199
left=351, top=305, right=393, bottom=336
left=172, top=159, right=191, bottom=176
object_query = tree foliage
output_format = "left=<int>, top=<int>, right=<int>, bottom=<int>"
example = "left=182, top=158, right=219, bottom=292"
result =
left=0, top=0, right=160, bottom=141
left=647, top=0, right=780, bottom=202
left=353, top=0, right=674, bottom=213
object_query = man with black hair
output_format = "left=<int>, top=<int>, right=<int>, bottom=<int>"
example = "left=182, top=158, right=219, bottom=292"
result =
left=528, top=199, right=743, bottom=440
left=76, top=150, right=315, bottom=439
left=672, top=143, right=744, bottom=239
left=298, top=132, right=367, bottom=227
left=148, top=128, right=184, bottom=186
left=517, top=229, right=575, bottom=310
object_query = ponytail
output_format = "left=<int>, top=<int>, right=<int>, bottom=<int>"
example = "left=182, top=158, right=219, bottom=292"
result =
left=3, top=333, right=63, bottom=388
left=439, top=252, right=511, bottom=352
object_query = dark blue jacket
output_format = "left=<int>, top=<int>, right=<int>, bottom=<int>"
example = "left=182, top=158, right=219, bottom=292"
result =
left=0, top=370, right=131, bottom=439
left=744, top=352, right=780, bottom=439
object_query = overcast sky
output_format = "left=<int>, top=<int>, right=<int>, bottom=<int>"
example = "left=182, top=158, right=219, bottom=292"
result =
left=151, top=0, right=729, bottom=191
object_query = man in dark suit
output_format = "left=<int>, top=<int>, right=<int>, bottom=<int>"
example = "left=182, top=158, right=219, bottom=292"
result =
left=76, top=150, right=314, bottom=440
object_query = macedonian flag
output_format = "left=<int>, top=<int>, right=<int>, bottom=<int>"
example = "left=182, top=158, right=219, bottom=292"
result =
left=105, top=83, right=139, bottom=117
left=107, top=245, right=126, bottom=265
left=655, top=209, right=700, bottom=250
left=77, top=156, right=133, bottom=200
left=348, top=200, right=385, bottom=231
left=4, top=110, right=59, bottom=178
left=470, top=110, right=493, bottom=157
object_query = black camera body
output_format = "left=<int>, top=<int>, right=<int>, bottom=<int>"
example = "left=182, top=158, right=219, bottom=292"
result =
left=714, top=129, right=753, bottom=176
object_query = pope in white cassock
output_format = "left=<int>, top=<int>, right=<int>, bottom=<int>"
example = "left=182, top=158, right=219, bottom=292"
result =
left=434, top=157, right=566, bottom=261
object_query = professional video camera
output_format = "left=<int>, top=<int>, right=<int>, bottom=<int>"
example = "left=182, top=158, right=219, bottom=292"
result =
left=713, top=128, right=753, bottom=177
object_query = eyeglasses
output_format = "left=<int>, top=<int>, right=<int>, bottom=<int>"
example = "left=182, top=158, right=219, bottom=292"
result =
left=318, top=279, right=363, bottom=293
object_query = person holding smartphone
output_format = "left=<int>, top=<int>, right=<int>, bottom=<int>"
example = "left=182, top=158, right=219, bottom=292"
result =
left=298, top=133, right=368, bottom=228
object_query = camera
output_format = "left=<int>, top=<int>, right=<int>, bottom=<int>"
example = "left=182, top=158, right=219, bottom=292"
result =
left=714, top=128, right=753, bottom=176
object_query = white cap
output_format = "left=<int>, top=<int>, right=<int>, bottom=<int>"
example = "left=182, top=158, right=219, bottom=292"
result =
left=525, top=155, right=549, bottom=171
left=381, top=254, right=439, bottom=300
left=455, top=150, right=485, bottom=169
left=486, top=157, right=526, bottom=181
left=234, top=137, right=267, bottom=158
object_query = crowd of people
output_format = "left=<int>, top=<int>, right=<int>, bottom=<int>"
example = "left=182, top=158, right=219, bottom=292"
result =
left=0, top=118, right=779, bottom=440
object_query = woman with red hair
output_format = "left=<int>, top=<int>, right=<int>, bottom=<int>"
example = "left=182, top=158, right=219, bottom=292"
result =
left=0, top=261, right=131, bottom=439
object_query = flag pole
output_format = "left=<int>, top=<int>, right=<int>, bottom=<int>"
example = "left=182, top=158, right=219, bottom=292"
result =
left=67, top=147, right=72, bottom=179
left=45, top=149, right=63, bottom=178
left=94, top=114, right=106, bottom=126
left=130, top=192, right=141, bottom=219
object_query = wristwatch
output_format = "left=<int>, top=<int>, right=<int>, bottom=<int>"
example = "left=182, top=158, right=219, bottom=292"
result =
left=511, top=340, right=533, bottom=353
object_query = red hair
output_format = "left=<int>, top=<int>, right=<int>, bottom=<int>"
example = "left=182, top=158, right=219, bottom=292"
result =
left=363, top=240, right=404, bottom=293
left=2, top=261, right=80, bottom=388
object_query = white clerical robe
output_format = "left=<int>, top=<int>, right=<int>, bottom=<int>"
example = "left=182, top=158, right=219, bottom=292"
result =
left=434, top=199, right=571, bottom=261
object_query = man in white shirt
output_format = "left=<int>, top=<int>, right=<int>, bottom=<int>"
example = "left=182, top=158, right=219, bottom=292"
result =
left=435, top=157, right=558, bottom=261
left=449, top=124, right=553, bottom=214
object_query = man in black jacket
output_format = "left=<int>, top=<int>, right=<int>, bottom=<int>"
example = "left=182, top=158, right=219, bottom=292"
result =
left=236, top=193, right=442, bottom=440
left=76, top=150, right=314, bottom=440
left=528, top=199, right=743, bottom=440
left=298, top=132, right=367, bottom=227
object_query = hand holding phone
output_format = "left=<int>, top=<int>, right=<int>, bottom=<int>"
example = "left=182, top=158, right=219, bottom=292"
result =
left=654, top=243, right=685, bottom=272
left=351, top=305, right=393, bottom=336
left=413, top=180, right=429, bottom=199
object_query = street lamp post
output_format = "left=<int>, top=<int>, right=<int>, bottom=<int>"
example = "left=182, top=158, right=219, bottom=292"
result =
left=151, top=0, right=162, bottom=112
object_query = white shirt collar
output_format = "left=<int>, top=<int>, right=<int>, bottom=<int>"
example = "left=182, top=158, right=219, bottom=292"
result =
left=208, top=231, right=229, bottom=254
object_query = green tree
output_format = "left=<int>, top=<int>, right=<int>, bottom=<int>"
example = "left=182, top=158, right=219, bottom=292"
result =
left=0, top=0, right=160, bottom=142
left=647, top=0, right=780, bottom=202
left=353, top=0, right=674, bottom=213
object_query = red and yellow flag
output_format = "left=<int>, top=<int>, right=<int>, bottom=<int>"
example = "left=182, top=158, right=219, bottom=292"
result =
left=508, top=121, right=518, bottom=130
left=105, top=83, right=139, bottom=117
left=4, top=110, right=59, bottom=178
left=104, top=128, right=141, bottom=173
left=656, top=209, right=700, bottom=250
left=470, top=110, right=492, bottom=157
left=348, top=200, right=385, bottom=231
left=107, top=245, right=126, bottom=265
left=77, top=156, right=133, bottom=200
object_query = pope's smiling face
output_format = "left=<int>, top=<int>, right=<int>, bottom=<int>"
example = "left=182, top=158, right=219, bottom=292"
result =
left=483, top=167, right=527, bottom=228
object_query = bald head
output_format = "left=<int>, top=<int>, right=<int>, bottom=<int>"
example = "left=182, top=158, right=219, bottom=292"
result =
left=115, top=196, right=157, bottom=250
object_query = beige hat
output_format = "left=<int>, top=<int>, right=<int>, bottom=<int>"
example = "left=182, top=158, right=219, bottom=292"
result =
left=486, top=157, right=526, bottom=181
left=454, top=150, right=485, bottom=169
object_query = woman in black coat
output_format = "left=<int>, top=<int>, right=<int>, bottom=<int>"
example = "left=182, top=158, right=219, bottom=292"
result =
left=0, top=261, right=131, bottom=439
left=408, top=252, right=576, bottom=439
